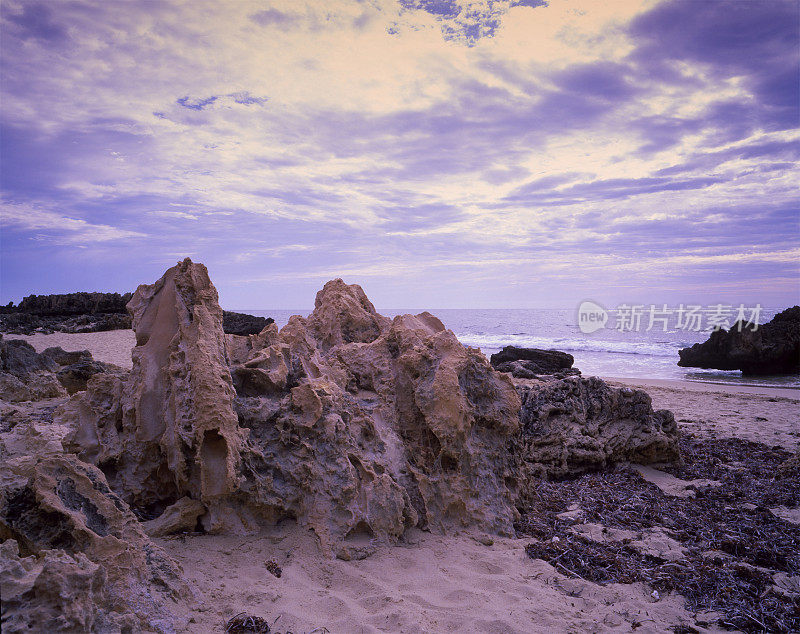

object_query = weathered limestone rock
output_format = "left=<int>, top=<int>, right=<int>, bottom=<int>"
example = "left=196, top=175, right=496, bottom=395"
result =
left=62, top=266, right=522, bottom=555
left=0, top=453, right=192, bottom=632
left=512, top=376, right=679, bottom=480
left=1, top=337, right=66, bottom=402
left=678, top=306, right=800, bottom=375
left=142, top=497, right=206, bottom=537
left=59, top=262, right=678, bottom=561
left=60, top=259, right=247, bottom=531
left=306, top=278, right=391, bottom=351
left=232, top=293, right=522, bottom=555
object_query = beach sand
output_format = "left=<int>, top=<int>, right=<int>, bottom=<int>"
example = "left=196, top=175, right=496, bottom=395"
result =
left=3, top=329, right=136, bottom=369
left=4, top=331, right=797, bottom=632
left=606, top=377, right=799, bottom=451
left=161, top=524, right=696, bottom=634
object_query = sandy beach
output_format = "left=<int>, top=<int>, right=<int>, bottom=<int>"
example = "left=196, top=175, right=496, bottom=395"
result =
left=3, top=329, right=136, bottom=369
left=607, top=377, right=800, bottom=451
left=160, top=525, right=695, bottom=634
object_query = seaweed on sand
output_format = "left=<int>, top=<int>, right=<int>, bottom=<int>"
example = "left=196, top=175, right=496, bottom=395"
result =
left=517, top=434, right=800, bottom=633
left=223, top=613, right=330, bottom=634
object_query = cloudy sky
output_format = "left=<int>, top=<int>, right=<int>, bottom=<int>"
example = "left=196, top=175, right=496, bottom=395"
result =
left=1, top=0, right=798, bottom=309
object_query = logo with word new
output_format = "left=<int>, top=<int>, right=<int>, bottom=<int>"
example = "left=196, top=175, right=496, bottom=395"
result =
left=577, top=300, right=608, bottom=333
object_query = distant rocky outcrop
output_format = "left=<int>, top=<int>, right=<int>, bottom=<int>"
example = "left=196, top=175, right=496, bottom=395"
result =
left=222, top=310, right=274, bottom=336
left=0, top=292, right=134, bottom=335
left=678, top=306, right=800, bottom=375
left=3, top=292, right=133, bottom=316
left=490, top=346, right=579, bottom=379
left=0, top=292, right=273, bottom=338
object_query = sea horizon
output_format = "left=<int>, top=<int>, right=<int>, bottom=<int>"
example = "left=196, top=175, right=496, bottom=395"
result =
left=235, top=306, right=799, bottom=388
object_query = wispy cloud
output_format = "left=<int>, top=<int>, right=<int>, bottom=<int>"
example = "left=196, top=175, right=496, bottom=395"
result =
left=0, top=0, right=797, bottom=307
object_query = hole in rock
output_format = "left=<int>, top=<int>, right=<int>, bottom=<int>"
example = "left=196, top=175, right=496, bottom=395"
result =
left=345, top=520, right=375, bottom=543
left=201, top=429, right=229, bottom=497
left=439, top=453, right=459, bottom=472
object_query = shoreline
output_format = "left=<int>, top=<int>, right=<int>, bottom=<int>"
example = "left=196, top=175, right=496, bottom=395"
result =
left=603, top=376, right=800, bottom=399
left=605, top=376, right=799, bottom=451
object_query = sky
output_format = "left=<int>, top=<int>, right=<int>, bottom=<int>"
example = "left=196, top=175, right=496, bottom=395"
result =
left=1, top=0, right=798, bottom=310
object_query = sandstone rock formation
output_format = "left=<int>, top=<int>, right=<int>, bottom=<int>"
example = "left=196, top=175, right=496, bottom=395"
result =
left=0, top=453, right=192, bottom=632
left=60, top=258, right=247, bottom=532
left=512, top=376, right=678, bottom=480
left=61, top=266, right=522, bottom=557
left=0, top=259, right=687, bottom=629
left=490, top=345, right=579, bottom=379
left=57, top=260, right=679, bottom=562
left=678, top=306, right=800, bottom=375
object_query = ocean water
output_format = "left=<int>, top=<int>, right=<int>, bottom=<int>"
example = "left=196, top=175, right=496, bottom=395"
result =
left=242, top=308, right=798, bottom=388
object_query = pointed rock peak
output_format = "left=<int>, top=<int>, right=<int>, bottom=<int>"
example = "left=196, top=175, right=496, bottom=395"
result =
left=64, top=259, right=244, bottom=529
left=313, top=278, right=377, bottom=314
left=308, top=279, right=390, bottom=349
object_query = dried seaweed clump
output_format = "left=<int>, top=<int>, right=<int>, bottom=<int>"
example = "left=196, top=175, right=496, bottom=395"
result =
left=518, top=434, right=800, bottom=633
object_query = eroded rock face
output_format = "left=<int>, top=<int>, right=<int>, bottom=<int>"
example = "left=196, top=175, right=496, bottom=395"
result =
left=59, top=259, right=246, bottom=532
left=61, top=267, right=522, bottom=555
left=512, top=376, right=679, bottom=480
left=0, top=453, right=191, bottom=632
left=678, top=306, right=800, bottom=375
left=0, top=337, right=65, bottom=402
left=231, top=303, right=522, bottom=556
left=58, top=262, right=679, bottom=560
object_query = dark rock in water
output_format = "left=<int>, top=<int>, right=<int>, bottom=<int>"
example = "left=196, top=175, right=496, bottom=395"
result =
left=490, top=346, right=578, bottom=379
left=222, top=310, right=273, bottom=336
left=512, top=375, right=679, bottom=479
left=678, top=306, right=800, bottom=375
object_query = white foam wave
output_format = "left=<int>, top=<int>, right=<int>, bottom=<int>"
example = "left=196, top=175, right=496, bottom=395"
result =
left=454, top=333, right=682, bottom=357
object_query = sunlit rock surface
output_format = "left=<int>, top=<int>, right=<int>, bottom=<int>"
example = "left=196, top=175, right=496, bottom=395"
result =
left=62, top=263, right=522, bottom=556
